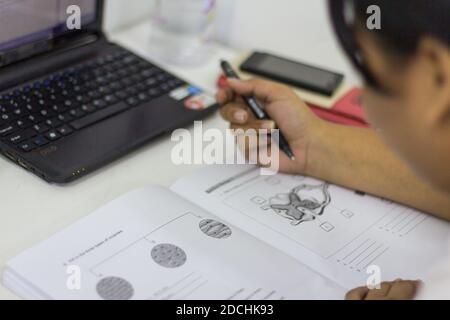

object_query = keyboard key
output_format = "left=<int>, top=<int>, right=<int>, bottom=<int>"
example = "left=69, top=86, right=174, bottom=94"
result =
left=70, top=102, right=128, bottom=130
left=19, top=141, right=36, bottom=152
left=137, top=93, right=149, bottom=102
left=6, top=129, right=36, bottom=144
left=64, top=100, right=75, bottom=108
left=148, top=88, right=162, bottom=98
left=33, top=123, right=50, bottom=134
left=128, top=65, right=139, bottom=74
left=75, top=95, right=84, bottom=103
left=39, top=109, right=53, bottom=117
left=157, top=73, right=169, bottom=82
left=92, top=99, right=107, bottom=109
left=24, top=104, right=35, bottom=112
left=141, top=68, right=159, bottom=78
left=126, top=97, right=140, bottom=107
left=58, top=113, right=73, bottom=123
left=109, top=82, right=122, bottom=90
left=126, top=87, right=138, bottom=96
left=68, top=108, right=85, bottom=118
left=123, top=56, right=136, bottom=65
left=0, top=124, right=17, bottom=136
left=51, top=104, right=65, bottom=113
left=57, top=125, right=73, bottom=136
left=13, top=108, right=24, bottom=116
left=169, top=79, right=184, bottom=88
left=27, top=114, right=43, bottom=123
left=32, top=135, right=49, bottom=147
left=130, top=75, right=141, bottom=83
left=1, top=113, right=14, bottom=122
left=88, top=90, right=102, bottom=99
left=160, top=83, right=170, bottom=93
left=121, top=78, right=134, bottom=87
left=80, top=104, right=96, bottom=113
left=104, top=95, right=118, bottom=105
left=136, top=83, right=146, bottom=92
left=45, top=118, right=62, bottom=127
left=16, top=119, right=31, bottom=129
left=45, top=130, right=61, bottom=141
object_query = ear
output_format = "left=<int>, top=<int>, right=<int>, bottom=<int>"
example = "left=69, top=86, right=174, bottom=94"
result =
left=417, top=37, right=450, bottom=125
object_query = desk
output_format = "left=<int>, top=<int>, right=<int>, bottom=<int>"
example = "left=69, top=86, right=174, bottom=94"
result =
left=0, top=21, right=345, bottom=299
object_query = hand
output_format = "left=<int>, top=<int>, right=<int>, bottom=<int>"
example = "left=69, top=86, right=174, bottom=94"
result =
left=216, top=78, right=325, bottom=174
left=345, top=279, right=422, bottom=300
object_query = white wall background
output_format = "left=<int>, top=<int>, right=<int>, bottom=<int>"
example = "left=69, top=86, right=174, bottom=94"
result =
left=104, top=0, right=359, bottom=83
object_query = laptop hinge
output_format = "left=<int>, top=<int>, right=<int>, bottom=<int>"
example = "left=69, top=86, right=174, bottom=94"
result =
left=0, top=32, right=106, bottom=92
left=0, top=31, right=104, bottom=68
left=52, top=33, right=102, bottom=56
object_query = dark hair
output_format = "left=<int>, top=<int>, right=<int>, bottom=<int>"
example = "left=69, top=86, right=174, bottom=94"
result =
left=353, top=0, right=450, bottom=55
left=329, top=0, right=450, bottom=90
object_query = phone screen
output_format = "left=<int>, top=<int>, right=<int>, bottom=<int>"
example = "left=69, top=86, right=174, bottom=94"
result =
left=243, top=53, right=343, bottom=96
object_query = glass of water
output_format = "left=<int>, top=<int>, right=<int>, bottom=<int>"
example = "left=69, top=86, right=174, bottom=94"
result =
left=149, top=0, right=216, bottom=66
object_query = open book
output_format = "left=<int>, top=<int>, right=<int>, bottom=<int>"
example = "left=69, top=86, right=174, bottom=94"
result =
left=3, top=165, right=449, bottom=300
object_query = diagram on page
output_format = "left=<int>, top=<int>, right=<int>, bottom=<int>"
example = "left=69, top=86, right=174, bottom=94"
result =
left=86, top=212, right=239, bottom=300
left=268, top=183, right=331, bottom=226
left=78, top=206, right=308, bottom=300
left=218, top=173, right=417, bottom=259
left=171, top=166, right=449, bottom=287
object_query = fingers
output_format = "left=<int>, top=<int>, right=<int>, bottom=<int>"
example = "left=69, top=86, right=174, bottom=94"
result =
left=220, top=102, right=250, bottom=124
left=387, top=280, right=420, bottom=300
left=217, top=77, right=297, bottom=129
left=346, top=280, right=421, bottom=300
left=220, top=101, right=276, bottom=130
left=216, top=88, right=234, bottom=105
left=345, top=286, right=369, bottom=300
left=364, top=282, right=393, bottom=300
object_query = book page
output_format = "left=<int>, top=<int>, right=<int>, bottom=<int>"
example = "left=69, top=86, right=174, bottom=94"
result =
left=4, top=186, right=344, bottom=300
left=171, top=165, right=450, bottom=289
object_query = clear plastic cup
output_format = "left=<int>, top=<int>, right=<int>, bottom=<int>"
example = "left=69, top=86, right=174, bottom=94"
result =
left=149, top=0, right=216, bottom=66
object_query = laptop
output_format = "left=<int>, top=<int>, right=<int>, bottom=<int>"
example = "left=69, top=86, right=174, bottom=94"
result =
left=0, top=0, right=218, bottom=184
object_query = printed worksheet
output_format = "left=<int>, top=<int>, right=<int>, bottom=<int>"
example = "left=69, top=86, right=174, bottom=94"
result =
left=171, top=165, right=450, bottom=289
left=6, top=165, right=449, bottom=299
left=4, top=186, right=344, bottom=300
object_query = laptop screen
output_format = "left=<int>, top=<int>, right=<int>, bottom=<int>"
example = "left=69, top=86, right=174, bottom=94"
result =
left=0, top=0, right=97, bottom=52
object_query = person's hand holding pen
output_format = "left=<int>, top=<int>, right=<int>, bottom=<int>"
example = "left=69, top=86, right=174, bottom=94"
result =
left=216, top=77, right=325, bottom=174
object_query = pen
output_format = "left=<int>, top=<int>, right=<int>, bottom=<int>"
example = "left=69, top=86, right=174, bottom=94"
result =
left=220, top=60, right=296, bottom=161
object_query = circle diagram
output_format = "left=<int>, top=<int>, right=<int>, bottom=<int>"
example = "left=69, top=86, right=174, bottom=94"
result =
left=199, top=219, right=232, bottom=239
left=151, top=243, right=187, bottom=268
left=96, top=276, right=134, bottom=300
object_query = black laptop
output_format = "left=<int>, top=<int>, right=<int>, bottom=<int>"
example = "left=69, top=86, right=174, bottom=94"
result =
left=0, top=0, right=218, bottom=184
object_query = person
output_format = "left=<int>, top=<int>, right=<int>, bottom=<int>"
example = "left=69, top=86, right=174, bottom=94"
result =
left=216, top=0, right=450, bottom=300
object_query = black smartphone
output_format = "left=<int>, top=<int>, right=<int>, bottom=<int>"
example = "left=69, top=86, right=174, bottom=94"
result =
left=240, top=52, right=344, bottom=96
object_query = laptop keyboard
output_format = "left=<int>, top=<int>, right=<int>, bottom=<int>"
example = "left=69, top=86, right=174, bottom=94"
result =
left=0, top=48, right=185, bottom=153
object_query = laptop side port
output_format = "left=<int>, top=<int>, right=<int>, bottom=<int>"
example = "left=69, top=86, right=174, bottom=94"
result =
left=3, top=151, right=17, bottom=162
left=17, top=158, right=33, bottom=171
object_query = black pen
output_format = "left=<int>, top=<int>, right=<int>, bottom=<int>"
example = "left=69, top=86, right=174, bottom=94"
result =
left=220, top=60, right=296, bottom=161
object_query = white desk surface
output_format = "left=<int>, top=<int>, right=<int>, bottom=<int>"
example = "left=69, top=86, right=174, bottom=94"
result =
left=0, top=21, right=347, bottom=299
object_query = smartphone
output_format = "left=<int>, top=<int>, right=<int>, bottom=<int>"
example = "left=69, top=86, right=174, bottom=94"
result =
left=240, top=52, right=344, bottom=96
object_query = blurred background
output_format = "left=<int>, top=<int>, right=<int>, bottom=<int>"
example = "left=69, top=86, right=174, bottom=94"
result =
left=104, top=0, right=359, bottom=84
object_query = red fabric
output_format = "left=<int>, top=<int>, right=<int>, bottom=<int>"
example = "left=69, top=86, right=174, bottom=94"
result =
left=308, top=104, right=369, bottom=128
left=333, top=88, right=367, bottom=123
